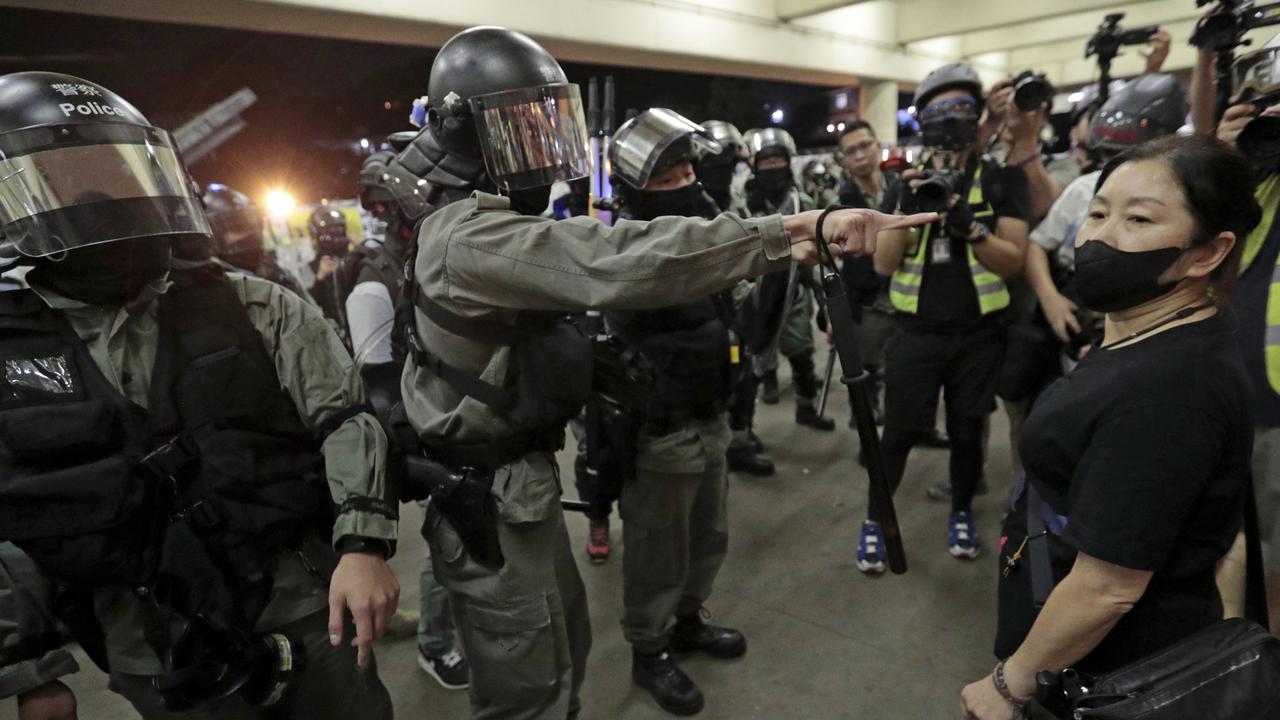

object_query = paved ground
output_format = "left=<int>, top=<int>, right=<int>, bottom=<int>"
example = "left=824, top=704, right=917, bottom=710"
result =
left=6, top=345, right=1019, bottom=720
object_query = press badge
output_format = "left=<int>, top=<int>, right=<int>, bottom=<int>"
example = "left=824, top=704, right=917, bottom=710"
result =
left=930, top=236, right=953, bottom=264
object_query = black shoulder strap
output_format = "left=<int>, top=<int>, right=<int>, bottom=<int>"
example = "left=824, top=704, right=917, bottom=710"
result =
left=1027, top=481, right=1054, bottom=609
left=401, top=273, right=517, bottom=412
left=0, top=289, right=56, bottom=332
left=1244, top=475, right=1270, bottom=629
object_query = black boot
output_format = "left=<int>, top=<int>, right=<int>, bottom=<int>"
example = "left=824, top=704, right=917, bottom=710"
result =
left=632, top=650, right=705, bottom=716
left=670, top=613, right=747, bottom=659
left=795, top=402, right=836, bottom=431
left=726, top=444, right=775, bottom=476
left=748, top=431, right=765, bottom=453
left=760, top=371, right=779, bottom=405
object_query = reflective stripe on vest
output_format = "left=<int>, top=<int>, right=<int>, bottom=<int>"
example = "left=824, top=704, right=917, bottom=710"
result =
left=889, top=163, right=1009, bottom=315
left=1243, top=175, right=1280, bottom=394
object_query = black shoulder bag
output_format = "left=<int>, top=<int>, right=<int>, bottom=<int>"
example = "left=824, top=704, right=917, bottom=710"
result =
left=1026, top=478, right=1280, bottom=719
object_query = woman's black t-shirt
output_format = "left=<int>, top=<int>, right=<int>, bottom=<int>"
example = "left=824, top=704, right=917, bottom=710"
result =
left=995, top=311, right=1253, bottom=673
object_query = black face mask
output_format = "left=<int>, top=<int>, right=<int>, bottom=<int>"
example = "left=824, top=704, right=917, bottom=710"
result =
left=507, top=186, right=552, bottom=216
left=697, top=161, right=736, bottom=193
left=637, top=183, right=707, bottom=220
left=29, top=236, right=172, bottom=306
left=753, top=167, right=793, bottom=198
left=1074, top=239, right=1185, bottom=313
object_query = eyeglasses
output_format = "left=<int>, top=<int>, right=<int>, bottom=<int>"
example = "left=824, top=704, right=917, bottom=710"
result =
left=840, top=140, right=879, bottom=157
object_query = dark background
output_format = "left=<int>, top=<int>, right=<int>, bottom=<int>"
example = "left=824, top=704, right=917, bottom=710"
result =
left=1, top=7, right=837, bottom=203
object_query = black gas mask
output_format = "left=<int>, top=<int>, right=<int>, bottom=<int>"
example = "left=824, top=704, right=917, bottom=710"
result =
left=920, top=96, right=980, bottom=151
left=28, top=236, right=173, bottom=305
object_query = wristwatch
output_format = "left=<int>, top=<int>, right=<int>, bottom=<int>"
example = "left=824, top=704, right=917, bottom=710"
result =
left=967, top=222, right=990, bottom=245
left=335, top=535, right=394, bottom=559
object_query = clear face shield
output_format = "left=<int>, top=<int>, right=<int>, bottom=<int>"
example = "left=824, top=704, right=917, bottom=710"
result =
left=612, top=109, right=723, bottom=189
left=0, top=124, right=211, bottom=262
left=470, top=83, right=593, bottom=192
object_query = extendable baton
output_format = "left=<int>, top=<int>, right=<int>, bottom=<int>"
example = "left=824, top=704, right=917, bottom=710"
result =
left=817, top=347, right=837, bottom=420
left=814, top=207, right=907, bottom=574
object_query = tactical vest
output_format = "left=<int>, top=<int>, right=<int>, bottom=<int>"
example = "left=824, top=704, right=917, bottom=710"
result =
left=889, top=162, right=1011, bottom=316
left=405, top=275, right=592, bottom=468
left=610, top=297, right=732, bottom=425
left=0, top=267, right=332, bottom=640
left=1242, top=174, right=1280, bottom=395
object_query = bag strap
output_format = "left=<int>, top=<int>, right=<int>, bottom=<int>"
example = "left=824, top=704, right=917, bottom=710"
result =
left=1027, top=481, right=1054, bottom=609
left=1244, top=474, right=1270, bottom=630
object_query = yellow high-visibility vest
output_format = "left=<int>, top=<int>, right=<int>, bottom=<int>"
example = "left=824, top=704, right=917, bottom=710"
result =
left=889, top=163, right=1010, bottom=316
left=1241, top=174, right=1280, bottom=394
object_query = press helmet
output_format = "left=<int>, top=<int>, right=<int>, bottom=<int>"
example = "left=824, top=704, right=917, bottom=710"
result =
left=1088, top=73, right=1188, bottom=155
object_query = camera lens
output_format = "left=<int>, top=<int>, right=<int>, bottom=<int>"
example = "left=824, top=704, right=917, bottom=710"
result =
left=1014, top=77, right=1051, bottom=112
left=914, top=175, right=954, bottom=215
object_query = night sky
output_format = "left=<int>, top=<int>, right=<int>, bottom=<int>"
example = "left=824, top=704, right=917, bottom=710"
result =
left=1, top=7, right=837, bottom=203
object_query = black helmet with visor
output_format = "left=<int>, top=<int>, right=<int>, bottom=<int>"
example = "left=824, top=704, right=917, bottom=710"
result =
left=0, top=72, right=210, bottom=266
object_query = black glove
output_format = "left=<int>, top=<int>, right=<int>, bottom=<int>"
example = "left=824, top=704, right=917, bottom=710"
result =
left=897, top=183, right=920, bottom=215
left=943, top=196, right=975, bottom=241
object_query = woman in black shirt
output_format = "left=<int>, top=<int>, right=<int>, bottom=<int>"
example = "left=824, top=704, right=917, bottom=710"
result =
left=961, top=135, right=1263, bottom=720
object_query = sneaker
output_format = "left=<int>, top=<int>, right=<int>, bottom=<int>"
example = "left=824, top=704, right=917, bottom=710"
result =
left=587, top=519, right=611, bottom=563
left=925, top=475, right=990, bottom=502
left=418, top=647, right=470, bottom=690
left=856, top=519, right=886, bottom=575
left=948, top=511, right=981, bottom=560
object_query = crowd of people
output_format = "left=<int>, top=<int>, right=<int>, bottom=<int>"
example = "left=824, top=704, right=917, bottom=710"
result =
left=3, top=8, right=1280, bottom=720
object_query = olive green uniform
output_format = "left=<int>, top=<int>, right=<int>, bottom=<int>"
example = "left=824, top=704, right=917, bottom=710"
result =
left=403, top=192, right=792, bottom=719
left=0, top=273, right=395, bottom=719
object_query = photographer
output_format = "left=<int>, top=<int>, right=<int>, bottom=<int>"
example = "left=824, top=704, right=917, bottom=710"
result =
left=985, top=73, right=1063, bottom=223
left=865, top=63, right=1030, bottom=574
left=1201, top=32, right=1280, bottom=635
left=962, top=134, right=1259, bottom=720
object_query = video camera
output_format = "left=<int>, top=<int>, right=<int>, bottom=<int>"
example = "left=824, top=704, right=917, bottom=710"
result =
left=913, top=166, right=965, bottom=215
left=1012, top=70, right=1054, bottom=113
left=1085, top=13, right=1159, bottom=107
left=1192, top=0, right=1280, bottom=53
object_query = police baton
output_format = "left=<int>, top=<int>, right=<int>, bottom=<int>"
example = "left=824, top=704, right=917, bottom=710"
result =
left=814, top=207, right=907, bottom=574
left=817, top=347, right=837, bottom=420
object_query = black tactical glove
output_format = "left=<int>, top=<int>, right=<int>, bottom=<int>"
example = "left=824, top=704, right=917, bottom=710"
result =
left=943, top=192, right=975, bottom=241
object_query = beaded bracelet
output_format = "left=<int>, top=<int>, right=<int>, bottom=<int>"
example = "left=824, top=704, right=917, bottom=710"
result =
left=992, top=660, right=1033, bottom=708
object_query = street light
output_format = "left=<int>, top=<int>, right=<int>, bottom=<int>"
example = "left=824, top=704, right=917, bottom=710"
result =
left=264, top=188, right=296, bottom=219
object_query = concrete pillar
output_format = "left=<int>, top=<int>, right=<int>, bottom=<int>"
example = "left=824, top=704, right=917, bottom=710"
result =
left=861, top=79, right=900, bottom=147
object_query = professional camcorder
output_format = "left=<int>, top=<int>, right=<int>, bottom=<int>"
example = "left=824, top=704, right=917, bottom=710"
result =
left=1086, top=13, right=1160, bottom=65
left=1012, top=70, right=1054, bottom=112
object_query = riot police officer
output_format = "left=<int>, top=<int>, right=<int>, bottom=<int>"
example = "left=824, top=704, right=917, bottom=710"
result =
left=346, top=147, right=471, bottom=689
left=606, top=108, right=748, bottom=715
left=398, top=26, right=934, bottom=720
left=200, top=182, right=312, bottom=300
left=307, top=206, right=353, bottom=329
left=745, top=129, right=834, bottom=431
left=0, top=72, right=397, bottom=719
left=696, top=120, right=748, bottom=216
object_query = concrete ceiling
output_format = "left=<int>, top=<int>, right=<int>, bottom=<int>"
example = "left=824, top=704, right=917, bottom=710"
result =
left=6, top=0, right=1279, bottom=89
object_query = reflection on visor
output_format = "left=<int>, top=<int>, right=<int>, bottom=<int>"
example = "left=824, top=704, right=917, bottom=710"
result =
left=0, top=131, right=209, bottom=257
left=471, top=84, right=592, bottom=192
left=920, top=97, right=977, bottom=122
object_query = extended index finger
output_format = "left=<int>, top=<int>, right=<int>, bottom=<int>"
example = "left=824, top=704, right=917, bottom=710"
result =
left=882, top=212, right=939, bottom=230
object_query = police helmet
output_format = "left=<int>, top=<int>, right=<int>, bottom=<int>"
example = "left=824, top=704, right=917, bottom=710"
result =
left=748, top=128, right=797, bottom=165
left=0, top=72, right=210, bottom=266
left=701, top=120, right=745, bottom=157
left=201, top=183, right=264, bottom=264
left=609, top=108, right=721, bottom=190
left=423, top=26, right=591, bottom=192
left=914, top=63, right=985, bottom=114
left=1088, top=73, right=1188, bottom=155
left=308, top=207, right=350, bottom=257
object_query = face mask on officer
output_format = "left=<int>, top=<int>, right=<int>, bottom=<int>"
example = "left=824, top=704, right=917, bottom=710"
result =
left=507, top=185, right=553, bottom=216
left=637, top=161, right=703, bottom=220
left=28, top=236, right=173, bottom=306
left=697, top=157, right=737, bottom=193
left=752, top=153, right=793, bottom=197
